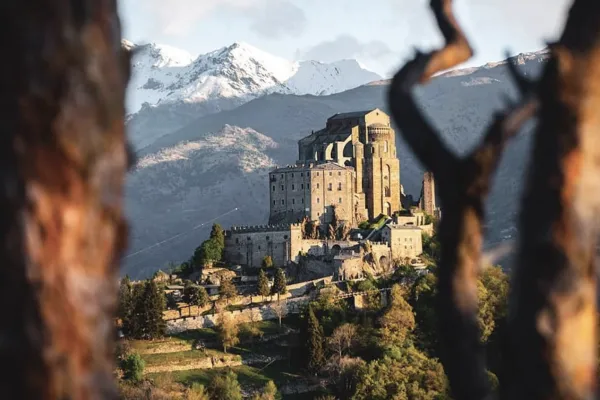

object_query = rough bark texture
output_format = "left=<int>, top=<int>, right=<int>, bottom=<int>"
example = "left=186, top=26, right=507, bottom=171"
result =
left=0, top=1, right=130, bottom=398
left=388, top=1, right=536, bottom=399
left=506, top=0, right=600, bottom=398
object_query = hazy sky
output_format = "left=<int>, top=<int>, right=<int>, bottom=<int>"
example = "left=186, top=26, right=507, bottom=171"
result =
left=118, top=0, right=572, bottom=77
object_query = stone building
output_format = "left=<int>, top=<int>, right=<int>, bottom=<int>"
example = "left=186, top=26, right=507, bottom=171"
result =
left=268, top=162, right=356, bottom=225
left=224, top=224, right=303, bottom=268
left=381, top=225, right=424, bottom=261
left=419, top=171, right=441, bottom=218
left=269, top=109, right=401, bottom=225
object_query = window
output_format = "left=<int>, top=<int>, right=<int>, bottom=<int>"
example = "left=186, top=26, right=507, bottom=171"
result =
left=235, top=238, right=239, bottom=244
left=301, top=198, right=304, bottom=204
left=292, top=199, right=295, bottom=204
left=281, top=174, right=283, bottom=178
left=247, top=237, right=251, bottom=241
left=328, top=183, right=332, bottom=191
left=307, top=183, right=310, bottom=189
left=291, top=173, right=294, bottom=178
left=329, top=172, right=332, bottom=176
left=338, top=198, right=342, bottom=204
left=272, top=185, right=275, bottom=192
left=317, top=183, right=320, bottom=189
left=317, top=198, right=320, bottom=203
left=281, top=200, right=285, bottom=205
left=284, top=235, right=288, bottom=240
left=301, top=172, right=303, bottom=177
left=273, top=200, right=276, bottom=205
left=266, top=236, right=270, bottom=240
left=301, top=184, right=304, bottom=189
left=338, top=183, right=342, bottom=191
left=316, top=172, right=320, bottom=176
left=258, top=245, right=261, bottom=250
left=292, top=184, right=295, bottom=190
left=338, top=171, right=341, bottom=176
left=281, top=185, right=284, bottom=190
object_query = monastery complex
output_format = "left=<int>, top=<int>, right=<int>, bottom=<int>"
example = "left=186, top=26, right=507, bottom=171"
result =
left=224, top=109, right=440, bottom=277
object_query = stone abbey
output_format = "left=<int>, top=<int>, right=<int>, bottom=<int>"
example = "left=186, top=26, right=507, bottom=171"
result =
left=269, top=109, right=401, bottom=225
left=224, top=109, right=438, bottom=270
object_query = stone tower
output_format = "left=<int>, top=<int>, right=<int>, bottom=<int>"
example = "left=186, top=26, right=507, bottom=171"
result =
left=364, top=123, right=401, bottom=219
left=420, top=171, right=436, bottom=216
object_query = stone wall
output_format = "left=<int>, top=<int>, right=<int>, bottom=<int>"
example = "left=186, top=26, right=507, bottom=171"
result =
left=381, top=225, right=423, bottom=261
left=224, top=224, right=302, bottom=268
left=166, top=295, right=312, bottom=334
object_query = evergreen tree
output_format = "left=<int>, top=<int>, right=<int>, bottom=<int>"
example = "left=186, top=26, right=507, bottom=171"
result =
left=209, top=369, right=242, bottom=400
left=117, top=276, right=134, bottom=335
left=195, top=239, right=222, bottom=267
left=306, top=305, right=325, bottom=373
left=257, top=269, right=270, bottom=299
left=128, top=283, right=145, bottom=338
left=120, top=352, right=145, bottom=382
left=183, top=281, right=209, bottom=308
left=210, top=223, right=225, bottom=250
left=131, top=280, right=166, bottom=339
left=271, top=268, right=287, bottom=301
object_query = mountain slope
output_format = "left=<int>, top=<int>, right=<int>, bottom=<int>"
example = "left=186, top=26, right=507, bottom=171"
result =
left=123, top=50, right=548, bottom=278
left=125, top=41, right=381, bottom=149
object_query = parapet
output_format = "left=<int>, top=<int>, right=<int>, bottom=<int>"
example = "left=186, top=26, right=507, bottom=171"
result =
left=228, top=224, right=294, bottom=234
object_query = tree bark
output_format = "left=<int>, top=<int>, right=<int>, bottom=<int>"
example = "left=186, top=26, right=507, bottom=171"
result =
left=0, top=1, right=130, bottom=398
left=506, top=1, right=600, bottom=398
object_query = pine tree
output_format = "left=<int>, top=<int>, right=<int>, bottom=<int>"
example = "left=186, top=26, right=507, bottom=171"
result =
left=257, top=269, right=270, bottom=299
left=306, top=305, right=325, bottom=373
left=131, top=280, right=166, bottom=339
left=210, top=223, right=225, bottom=249
left=271, top=268, right=287, bottom=301
left=129, top=283, right=145, bottom=338
left=117, top=276, right=133, bottom=335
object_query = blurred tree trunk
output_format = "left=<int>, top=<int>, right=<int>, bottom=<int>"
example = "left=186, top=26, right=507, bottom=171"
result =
left=0, top=1, right=130, bottom=398
left=506, top=1, right=600, bottom=398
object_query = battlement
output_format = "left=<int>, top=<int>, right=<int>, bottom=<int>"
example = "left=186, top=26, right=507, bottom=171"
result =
left=228, top=223, right=302, bottom=234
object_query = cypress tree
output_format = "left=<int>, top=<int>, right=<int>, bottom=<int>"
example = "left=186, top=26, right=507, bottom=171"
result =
left=210, top=223, right=225, bottom=250
left=117, top=276, right=133, bottom=335
left=257, top=269, right=270, bottom=299
left=306, top=305, right=325, bottom=373
left=271, top=268, right=287, bottom=301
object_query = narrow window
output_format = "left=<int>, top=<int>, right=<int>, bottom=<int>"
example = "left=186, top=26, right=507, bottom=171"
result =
left=291, top=173, right=294, bottom=178
left=235, top=238, right=239, bottom=244
left=316, top=172, right=319, bottom=176
left=272, top=186, right=275, bottom=191
left=317, top=183, right=320, bottom=189
left=338, top=183, right=342, bottom=191
left=301, top=172, right=303, bottom=177
left=307, top=183, right=310, bottom=189
left=258, top=245, right=261, bottom=250
left=281, top=200, right=285, bottom=205
left=301, top=184, right=304, bottom=189
left=266, top=236, right=270, bottom=241
left=292, top=199, right=295, bottom=204
left=281, top=185, right=284, bottom=190
left=328, top=183, right=332, bottom=191
left=317, top=198, right=320, bottom=204
left=292, top=184, right=295, bottom=190
left=338, top=172, right=341, bottom=176
left=338, top=197, right=342, bottom=204
left=329, top=172, right=332, bottom=176
left=272, top=200, right=276, bottom=205
left=301, top=198, right=304, bottom=204
left=281, top=174, right=284, bottom=178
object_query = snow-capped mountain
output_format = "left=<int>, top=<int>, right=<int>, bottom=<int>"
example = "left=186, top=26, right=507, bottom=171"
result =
left=124, top=41, right=381, bottom=149
left=126, top=40, right=381, bottom=115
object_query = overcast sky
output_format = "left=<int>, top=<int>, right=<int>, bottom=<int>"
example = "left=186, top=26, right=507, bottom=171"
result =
left=118, top=0, right=572, bottom=77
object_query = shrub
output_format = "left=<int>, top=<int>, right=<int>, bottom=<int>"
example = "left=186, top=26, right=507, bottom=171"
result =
left=120, top=352, right=145, bottom=382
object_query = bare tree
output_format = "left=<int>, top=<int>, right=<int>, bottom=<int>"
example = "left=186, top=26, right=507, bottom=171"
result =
left=0, top=0, right=131, bottom=398
left=327, top=323, right=358, bottom=358
left=270, top=300, right=288, bottom=329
